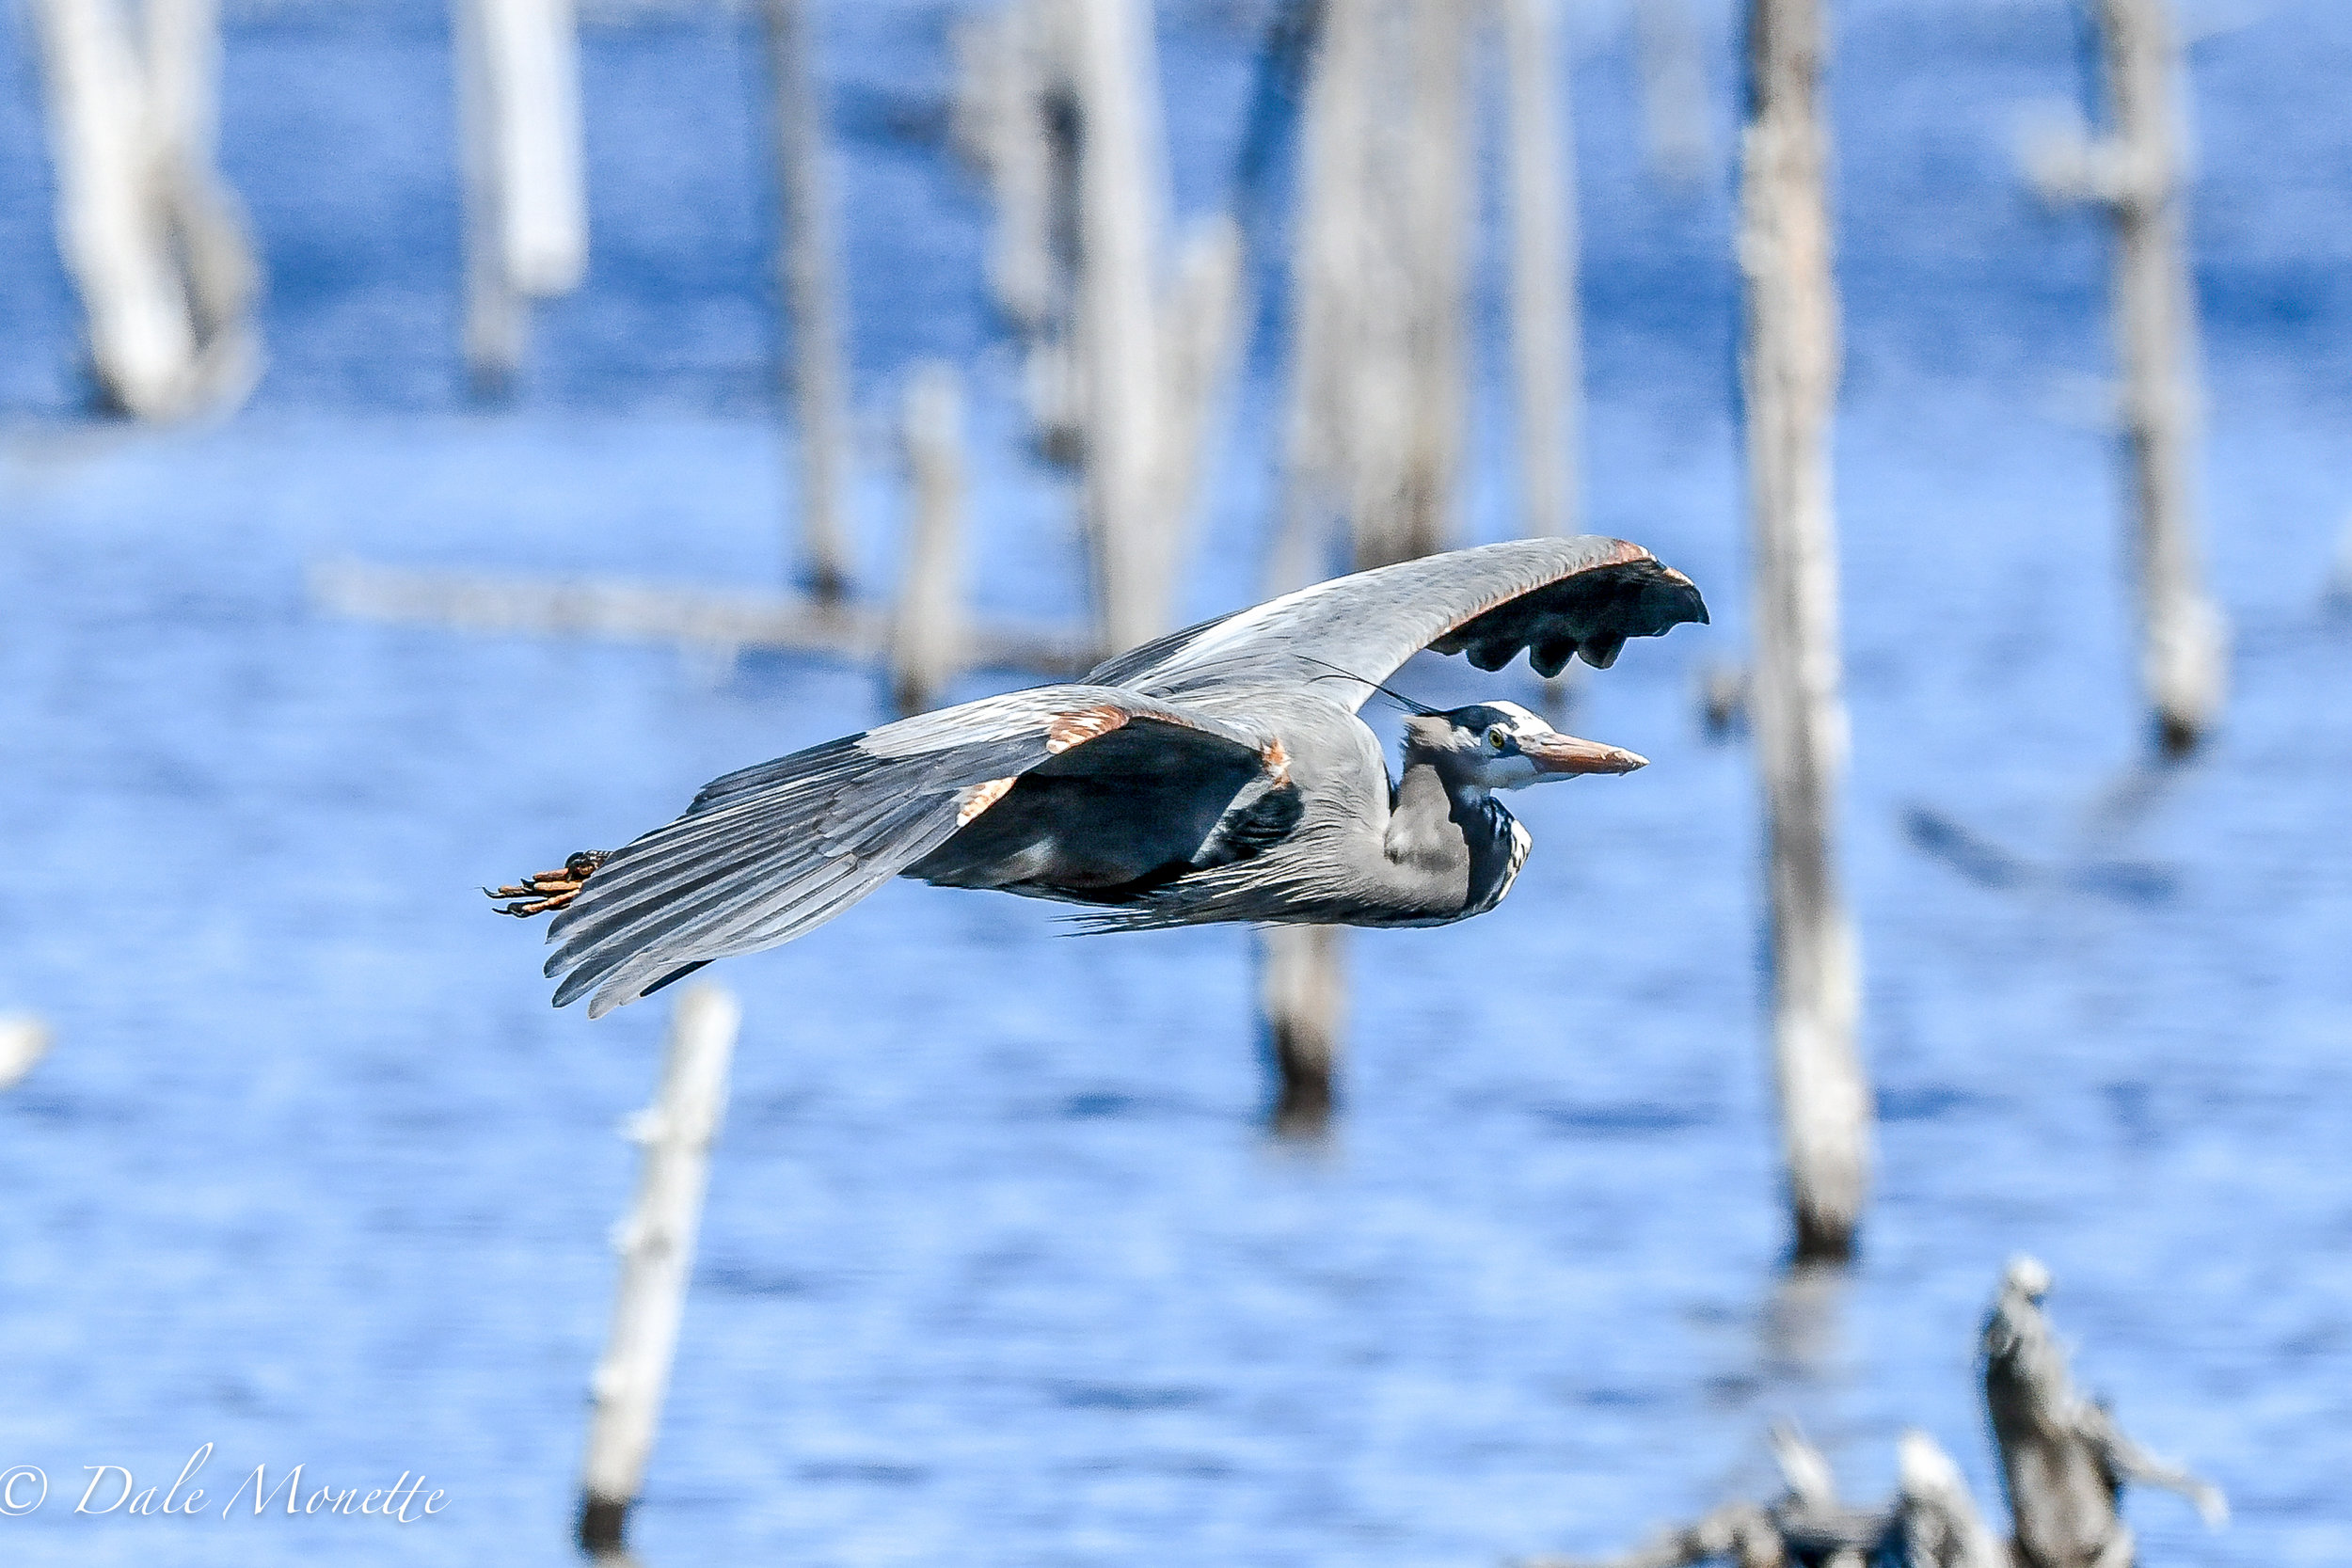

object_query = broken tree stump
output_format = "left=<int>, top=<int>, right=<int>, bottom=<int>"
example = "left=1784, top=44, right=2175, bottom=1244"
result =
left=1529, top=1259, right=2221, bottom=1568
left=1524, top=1421, right=1925, bottom=1568
left=1982, top=1256, right=2227, bottom=1568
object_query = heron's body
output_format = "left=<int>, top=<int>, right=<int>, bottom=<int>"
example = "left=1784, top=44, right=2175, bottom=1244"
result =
left=902, top=686, right=1525, bottom=929
left=495, top=537, right=1708, bottom=1016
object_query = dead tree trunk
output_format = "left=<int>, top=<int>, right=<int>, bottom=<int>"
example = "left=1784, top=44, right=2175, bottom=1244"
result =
left=890, top=362, right=967, bottom=716
left=1259, top=923, right=1345, bottom=1137
left=1148, top=214, right=1247, bottom=584
left=1981, top=1257, right=2227, bottom=1568
left=578, top=986, right=740, bottom=1556
left=145, top=0, right=259, bottom=364
left=1394, top=0, right=1471, bottom=562
left=955, top=0, right=1241, bottom=662
left=1500, top=0, right=1581, bottom=544
left=763, top=0, right=854, bottom=602
left=1282, top=0, right=1472, bottom=575
left=31, top=0, right=259, bottom=418
left=1274, top=0, right=1370, bottom=588
left=2094, top=0, right=2224, bottom=754
left=1263, top=0, right=1479, bottom=1131
left=1260, top=0, right=1358, bottom=1125
left=1066, top=0, right=1168, bottom=653
left=1739, top=0, right=1868, bottom=1263
left=454, top=0, right=587, bottom=394
left=2019, top=0, right=2224, bottom=752
left=1635, top=0, right=1712, bottom=186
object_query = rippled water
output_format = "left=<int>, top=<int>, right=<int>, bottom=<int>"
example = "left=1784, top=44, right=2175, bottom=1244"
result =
left=1, top=2, right=2347, bottom=1565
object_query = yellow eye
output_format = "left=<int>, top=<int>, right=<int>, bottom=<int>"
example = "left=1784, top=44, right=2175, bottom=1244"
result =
left=1487, top=725, right=1509, bottom=749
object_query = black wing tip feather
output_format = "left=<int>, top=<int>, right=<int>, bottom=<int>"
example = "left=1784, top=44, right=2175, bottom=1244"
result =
left=1432, top=549, right=1708, bottom=677
left=548, top=958, right=706, bottom=1016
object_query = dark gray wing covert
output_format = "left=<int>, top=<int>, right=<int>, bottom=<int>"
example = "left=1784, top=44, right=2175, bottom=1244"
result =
left=545, top=686, right=1267, bottom=1017
left=1090, top=536, right=1708, bottom=710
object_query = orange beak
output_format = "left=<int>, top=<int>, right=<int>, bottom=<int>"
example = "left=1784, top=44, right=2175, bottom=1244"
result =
left=1521, top=734, right=1648, bottom=775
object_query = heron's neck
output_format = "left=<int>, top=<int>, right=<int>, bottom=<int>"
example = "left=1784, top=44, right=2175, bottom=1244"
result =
left=1377, top=752, right=1524, bottom=921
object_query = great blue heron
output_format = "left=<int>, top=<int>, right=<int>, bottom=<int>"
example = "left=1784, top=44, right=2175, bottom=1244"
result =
left=491, top=537, right=1708, bottom=1016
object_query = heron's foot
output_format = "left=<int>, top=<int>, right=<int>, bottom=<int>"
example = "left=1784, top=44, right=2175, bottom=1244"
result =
left=486, top=850, right=609, bottom=917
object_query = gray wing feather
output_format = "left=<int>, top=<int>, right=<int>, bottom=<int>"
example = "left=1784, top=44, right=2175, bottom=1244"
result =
left=1093, top=536, right=1708, bottom=709
left=544, top=686, right=1266, bottom=1017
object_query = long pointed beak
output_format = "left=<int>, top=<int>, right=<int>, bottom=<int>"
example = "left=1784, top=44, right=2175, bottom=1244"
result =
left=1521, top=733, right=1648, bottom=776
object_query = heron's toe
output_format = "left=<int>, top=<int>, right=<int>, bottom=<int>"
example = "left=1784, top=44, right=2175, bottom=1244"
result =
left=485, top=849, right=610, bottom=918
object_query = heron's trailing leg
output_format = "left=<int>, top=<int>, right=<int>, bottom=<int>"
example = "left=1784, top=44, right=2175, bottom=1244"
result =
left=487, top=850, right=609, bottom=917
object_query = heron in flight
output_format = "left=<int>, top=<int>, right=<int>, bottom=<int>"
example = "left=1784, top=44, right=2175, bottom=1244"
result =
left=491, top=537, right=1707, bottom=1016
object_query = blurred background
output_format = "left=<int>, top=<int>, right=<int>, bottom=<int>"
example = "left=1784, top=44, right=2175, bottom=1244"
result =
left=1, top=0, right=2347, bottom=1564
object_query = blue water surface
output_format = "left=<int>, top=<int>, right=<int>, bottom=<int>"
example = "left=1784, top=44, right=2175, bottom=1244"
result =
left=1, top=1, right=2347, bottom=1565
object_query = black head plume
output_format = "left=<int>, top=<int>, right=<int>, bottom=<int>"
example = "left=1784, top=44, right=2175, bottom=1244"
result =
left=1295, top=655, right=1441, bottom=717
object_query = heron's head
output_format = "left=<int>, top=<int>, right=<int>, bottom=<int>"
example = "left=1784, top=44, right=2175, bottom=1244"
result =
left=1405, top=701, right=1648, bottom=792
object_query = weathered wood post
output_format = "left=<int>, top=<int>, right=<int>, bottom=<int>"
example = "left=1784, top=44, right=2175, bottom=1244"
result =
left=1739, top=0, right=1868, bottom=1263
left=2025, top=0, right=2224, bottom=754
left=763, top=0, right=854, bottom=602
left=890, top=362, right=967, bottom=717
left=31, top=0, right=259, bottom=418
left=577, top=985, right=739, bottom=1556
left=1981, top=1256, right=2227, bottom=1568
left=0, top=1017, right=52, bottom=1092
left=453, top=0, right=587, bottom=394
left=1499, top=0, right=1581, bottom=545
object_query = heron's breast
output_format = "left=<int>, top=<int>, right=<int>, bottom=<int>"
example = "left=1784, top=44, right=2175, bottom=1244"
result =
left=1460, top=805, right=1533, bottom=918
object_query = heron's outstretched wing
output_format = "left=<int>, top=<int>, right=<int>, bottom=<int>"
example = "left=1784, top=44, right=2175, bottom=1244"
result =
left=542, top=687, right=1267, bottom=1017
left=1089, top=537, right=1708, bottom=710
